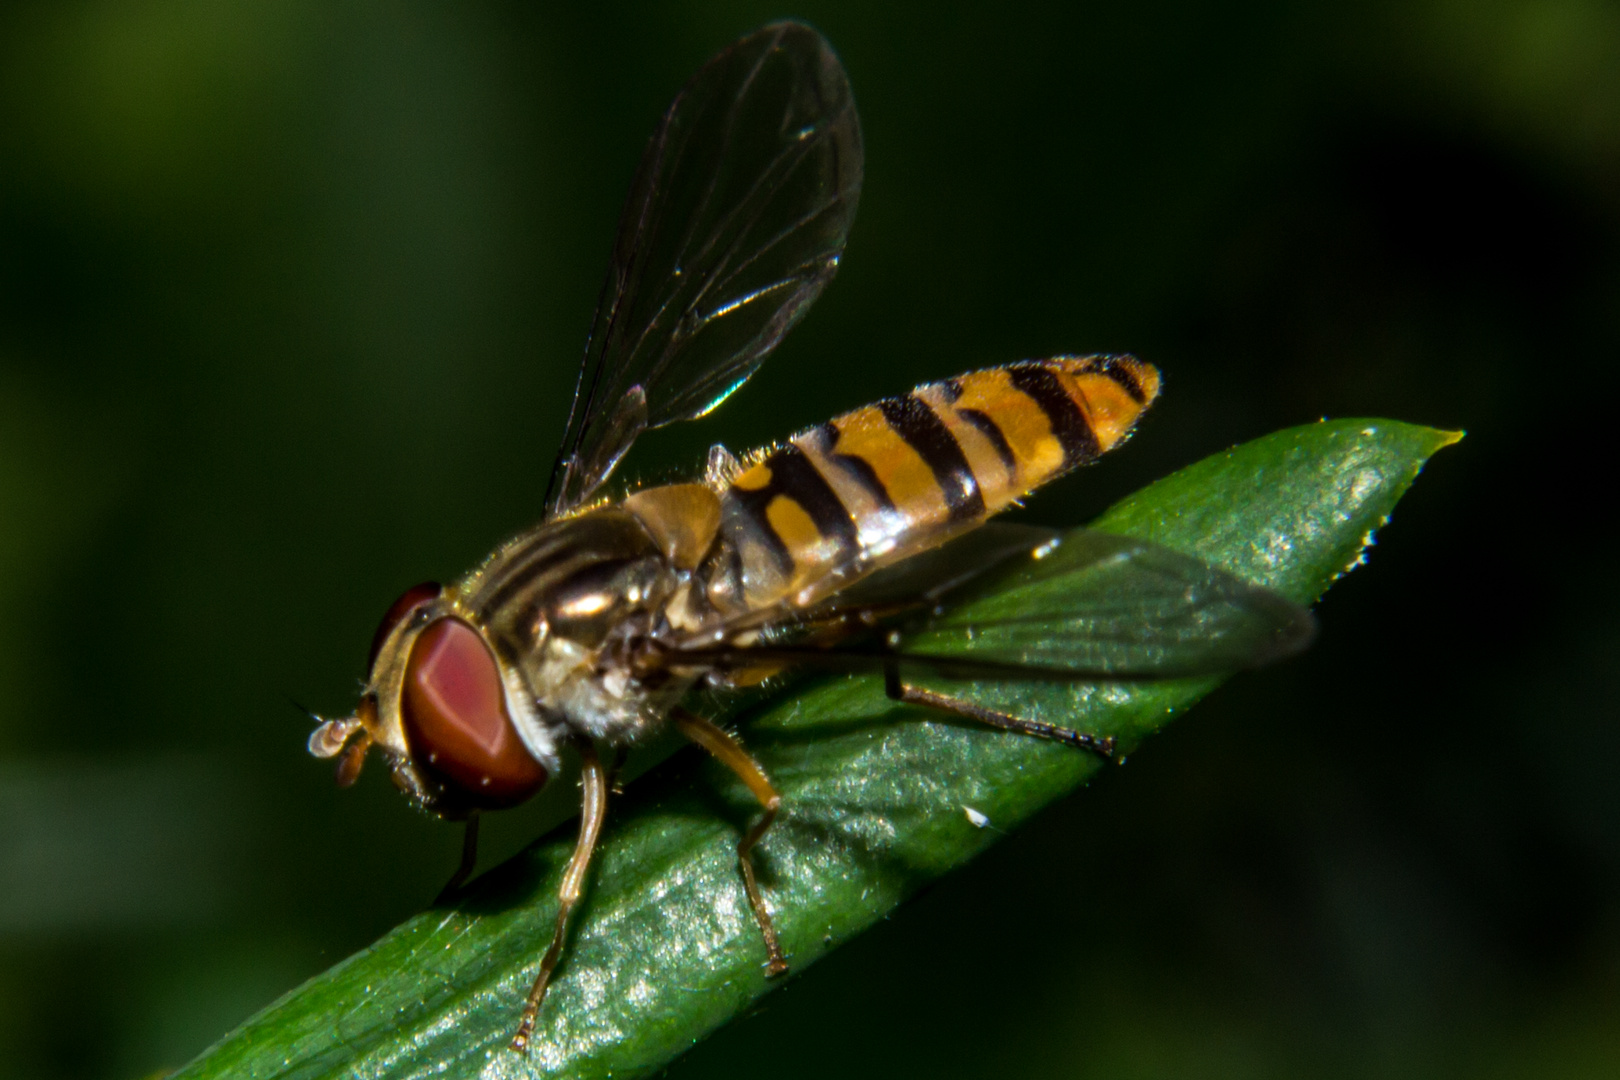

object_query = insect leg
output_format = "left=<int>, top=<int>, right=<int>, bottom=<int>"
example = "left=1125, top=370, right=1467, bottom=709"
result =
left=511, top=743, right=609, bottom=1053
left=673, top=707, right=790, bottom=978
left=433, top=812, right=481, bottom=904
left=605, top=744, right=630, bottom=795
left=884, top=664, right=1116, bottom=760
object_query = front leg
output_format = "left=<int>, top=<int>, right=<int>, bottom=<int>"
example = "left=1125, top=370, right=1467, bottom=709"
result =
left=511, top=743, right=609, bottom=1052
left=433, top=812, right=481, bottom=904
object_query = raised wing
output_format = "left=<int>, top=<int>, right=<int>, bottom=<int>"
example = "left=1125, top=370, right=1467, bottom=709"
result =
left=671, top=528, right=1315, bottom=681
left=547, top=22, right=864, bottom=516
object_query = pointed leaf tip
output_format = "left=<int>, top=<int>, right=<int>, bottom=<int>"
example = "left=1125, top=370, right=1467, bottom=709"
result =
left=172, top=417, right=1457, bottom=1080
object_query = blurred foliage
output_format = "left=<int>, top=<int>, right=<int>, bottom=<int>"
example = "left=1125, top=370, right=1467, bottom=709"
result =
left=0, top=1, right=1615, bottom=1078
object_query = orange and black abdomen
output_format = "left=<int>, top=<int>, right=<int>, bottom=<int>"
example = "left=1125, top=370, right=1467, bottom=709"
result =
left=709, top=355, right=1160, bottom=611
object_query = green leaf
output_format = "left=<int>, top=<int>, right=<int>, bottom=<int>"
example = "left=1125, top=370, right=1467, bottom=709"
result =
left=172, top=418, right=1460, bottom=1080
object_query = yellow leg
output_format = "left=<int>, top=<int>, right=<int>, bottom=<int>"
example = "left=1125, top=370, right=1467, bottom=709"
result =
left=674, top=708, right=790, bottom=978
left=510, top=743, right=609, bottom=1053
left=884, top=665, right=1116, bottom=759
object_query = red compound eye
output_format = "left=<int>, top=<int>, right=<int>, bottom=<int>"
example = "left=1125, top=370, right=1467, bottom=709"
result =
left=400, top=618, right=547, bottom=808
left=368, top=581, right=442, bottom=672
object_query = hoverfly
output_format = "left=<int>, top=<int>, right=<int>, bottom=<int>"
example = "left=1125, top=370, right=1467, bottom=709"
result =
left=307, top=21, right=1313, bottom=1052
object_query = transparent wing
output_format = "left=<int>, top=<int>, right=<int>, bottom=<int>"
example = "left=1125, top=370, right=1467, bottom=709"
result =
left=547, top=22, right=863, bottom=516
left=894, top=529, right=1316, bottom=678
left=669, top=529, right=1314, bottom=681
left=658, top=524, right=1062, bottom=645
left=810, top=523, right=1063, bottom=613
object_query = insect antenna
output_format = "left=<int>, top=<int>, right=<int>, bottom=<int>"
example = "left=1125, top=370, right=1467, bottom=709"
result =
left=296, top=696, right=375, bottom=787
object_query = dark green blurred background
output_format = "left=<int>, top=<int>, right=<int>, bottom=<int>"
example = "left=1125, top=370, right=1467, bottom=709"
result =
left=1, top=1, right=1616, bottom=1077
